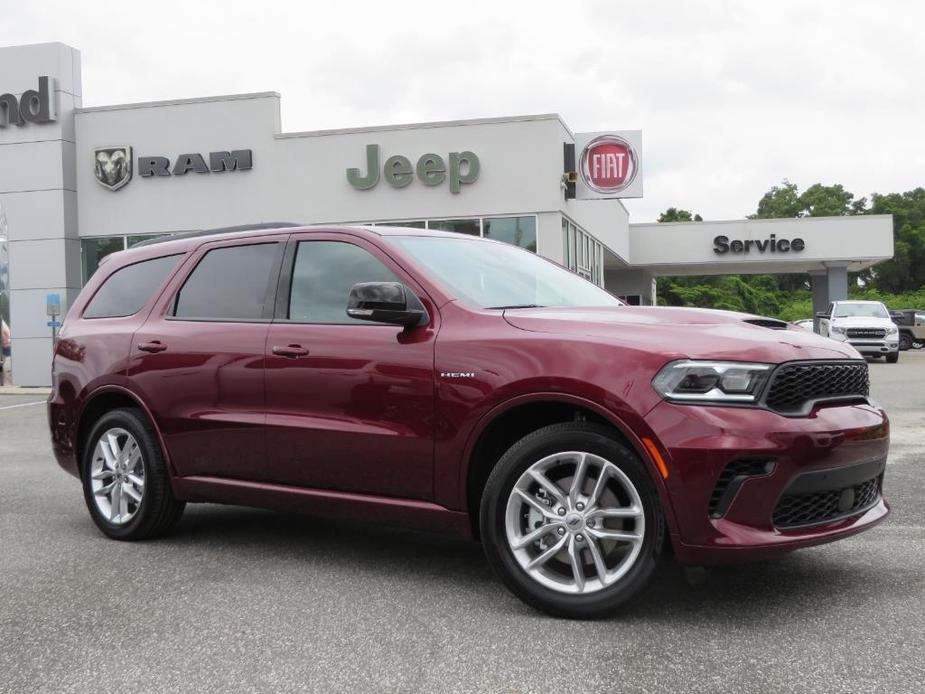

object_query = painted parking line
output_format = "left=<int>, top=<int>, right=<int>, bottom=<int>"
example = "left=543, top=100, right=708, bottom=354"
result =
left=0, top=400, right=45, bottom=411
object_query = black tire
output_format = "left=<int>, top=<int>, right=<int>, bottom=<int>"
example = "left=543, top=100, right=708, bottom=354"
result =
left=81, top=407, right=185, bottom=540
left=886, top=351, right=899, bottom=364
left=480, top=422, right=665, bottom=619
left=899, top=333, right=911, bottom=351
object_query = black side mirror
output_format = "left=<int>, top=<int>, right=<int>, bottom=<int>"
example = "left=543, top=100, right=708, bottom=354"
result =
left=815, top=312, right=829, bottom=319
left=347, top=282, right=428, bottom=328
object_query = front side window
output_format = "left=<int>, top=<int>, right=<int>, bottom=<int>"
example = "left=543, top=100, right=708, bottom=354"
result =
left=173, top=243, right=279, bottom=320
left=288, top=241, right=399, bottom=323
left=395, top=236, right=620, bottom=309
left=84, top=254, right=180, bottom=319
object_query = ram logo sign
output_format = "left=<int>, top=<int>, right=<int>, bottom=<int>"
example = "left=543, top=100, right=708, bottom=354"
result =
left=92, top=148, right=253, bottom=191
left=93, top=146, right=133, bottom=192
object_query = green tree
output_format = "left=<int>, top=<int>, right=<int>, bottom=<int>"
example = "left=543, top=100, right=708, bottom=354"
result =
left=752, top=180, right=867, bottom=219
left=657, top=208, right=703, bottom=223
left=753, top=180, right=804, bottom=219
left=864, top=188, right=925, bottom=293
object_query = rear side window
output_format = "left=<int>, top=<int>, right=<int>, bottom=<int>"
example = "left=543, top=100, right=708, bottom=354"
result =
left=288, top=241, right=399, bottom=323
left=84, top=255, right=180, bottom=319
left=173, top=243, right=279, bottom=320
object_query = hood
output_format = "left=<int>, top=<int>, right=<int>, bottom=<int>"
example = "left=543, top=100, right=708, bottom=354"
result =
left=503, top=306, right=860, bottom=363
left=830, top=315, right=895, bottom=328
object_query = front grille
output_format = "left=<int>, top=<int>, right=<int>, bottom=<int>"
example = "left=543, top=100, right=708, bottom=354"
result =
left=764, top=362, right=869, bottom=414
left=708, top=459, right=775, bottom=517
left=773, top=475, right=882, bottom=528
left=846, top=328, right=886, bottom=339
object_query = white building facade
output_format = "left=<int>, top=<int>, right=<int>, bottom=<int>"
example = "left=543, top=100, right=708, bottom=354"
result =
left=0, top=43, right=894, bottom=385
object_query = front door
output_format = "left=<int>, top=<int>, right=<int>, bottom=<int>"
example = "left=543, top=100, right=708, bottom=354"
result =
left=128, top=237, right=286, bottom=480
left=264, top=234, right=437, bottom=500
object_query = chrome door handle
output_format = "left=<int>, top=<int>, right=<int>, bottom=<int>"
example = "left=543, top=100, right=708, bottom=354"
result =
left=272, top=344, right=309, bottom=358
left=137, top=341, right=167, bottom=353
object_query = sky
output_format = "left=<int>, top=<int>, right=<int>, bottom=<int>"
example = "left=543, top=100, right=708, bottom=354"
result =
left=2, top=0, right=922, bottom=222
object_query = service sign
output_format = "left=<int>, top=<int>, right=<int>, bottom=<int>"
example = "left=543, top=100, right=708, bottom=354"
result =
left=574, top=130, right=642, bottom=199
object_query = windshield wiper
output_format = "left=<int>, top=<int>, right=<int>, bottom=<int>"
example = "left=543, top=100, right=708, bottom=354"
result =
left=485, top=304, right=546, bottom=310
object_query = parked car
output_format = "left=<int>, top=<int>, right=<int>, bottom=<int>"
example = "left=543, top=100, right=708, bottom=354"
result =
left=817, top=300, right=900, bottom=363
left=890, top=309, right=925, bottom=351
left=48, top=225, right=890, bottom=618
left=793, top=318, right=815, bottom=332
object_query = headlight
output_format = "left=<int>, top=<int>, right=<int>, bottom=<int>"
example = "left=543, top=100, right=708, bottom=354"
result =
left=830, top=325, right=847, bottom=335
left=652, top=360, right=772, bottom=404
left=885, top=325, right=898, bottom=335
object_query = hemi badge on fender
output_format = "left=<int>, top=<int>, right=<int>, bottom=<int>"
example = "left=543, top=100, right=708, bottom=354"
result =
left=440, top=372, right=476, bottom=378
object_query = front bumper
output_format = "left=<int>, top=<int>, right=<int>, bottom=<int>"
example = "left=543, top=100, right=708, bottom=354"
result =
left=645, top=400, right=890, bottom=564
left=830, top=334, right=898, bottom=355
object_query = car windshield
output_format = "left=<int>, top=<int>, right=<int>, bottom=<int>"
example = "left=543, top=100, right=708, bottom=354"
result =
left=834, top=303, right=889, bottom=318
left=394, top=236, right=621, bottom=309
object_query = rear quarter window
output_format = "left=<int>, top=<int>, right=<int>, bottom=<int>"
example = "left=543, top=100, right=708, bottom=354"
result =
left=83, top=254, right=181, bottom=319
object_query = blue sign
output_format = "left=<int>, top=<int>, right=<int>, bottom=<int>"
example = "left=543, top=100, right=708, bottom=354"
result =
left=46, top=293, right=61, bottom=317
left=47, top=320, right=61, bottom=328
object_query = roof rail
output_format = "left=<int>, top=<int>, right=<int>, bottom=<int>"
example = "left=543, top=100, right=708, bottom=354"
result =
left=129, top=222, right=305, bottom=248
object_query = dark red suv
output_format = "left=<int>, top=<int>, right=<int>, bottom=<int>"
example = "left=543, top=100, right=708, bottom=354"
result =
left=49, top=225, right=889, bottom=617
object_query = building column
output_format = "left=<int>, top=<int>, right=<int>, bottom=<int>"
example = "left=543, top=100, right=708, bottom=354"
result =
left=810, top=265, right=848, bottom=332
left=0, top=43, right=82, bottom=386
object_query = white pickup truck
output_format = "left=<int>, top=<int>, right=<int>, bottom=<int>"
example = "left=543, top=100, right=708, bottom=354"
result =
left=817, top=300, right=900, bottom=363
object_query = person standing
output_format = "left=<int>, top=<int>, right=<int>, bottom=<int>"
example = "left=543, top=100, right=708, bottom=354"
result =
left=1, top=318, right=11, bottom=386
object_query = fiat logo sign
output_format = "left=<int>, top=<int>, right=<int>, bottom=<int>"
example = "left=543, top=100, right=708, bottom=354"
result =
left=579, top=134, right=639, bottom=194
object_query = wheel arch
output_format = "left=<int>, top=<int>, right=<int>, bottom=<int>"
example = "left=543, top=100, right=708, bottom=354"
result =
left=76, top=385, right=176, bottom=484
left=462, top=393, right=677, bottom=540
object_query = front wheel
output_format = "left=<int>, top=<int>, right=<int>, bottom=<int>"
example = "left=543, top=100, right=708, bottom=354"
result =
left=81, top=407, right=185, bottom=540
left=898, top=333, right=911, bottom=351
left=886, top=351, right=899, bottom=363
left=480, top=422, right=664, bottom=619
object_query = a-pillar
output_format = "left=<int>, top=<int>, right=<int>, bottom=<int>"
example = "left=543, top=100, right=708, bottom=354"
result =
left=810, top=265, right=848, bottom=332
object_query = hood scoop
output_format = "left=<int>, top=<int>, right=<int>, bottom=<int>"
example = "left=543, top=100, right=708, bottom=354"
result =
left=743, top=318, right=789, bottom=330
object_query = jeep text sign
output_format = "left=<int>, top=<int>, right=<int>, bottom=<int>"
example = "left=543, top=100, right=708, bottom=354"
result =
left=347, top=144, right=479, bottom=194
left=574, top=131, right=642, bottom=199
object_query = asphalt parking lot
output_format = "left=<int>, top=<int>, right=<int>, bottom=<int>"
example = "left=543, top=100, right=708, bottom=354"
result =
left=1, top=354, right=923, bottom=694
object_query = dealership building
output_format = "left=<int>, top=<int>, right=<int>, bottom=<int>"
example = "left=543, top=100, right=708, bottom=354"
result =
left=0, top=42, right=894, bottom=386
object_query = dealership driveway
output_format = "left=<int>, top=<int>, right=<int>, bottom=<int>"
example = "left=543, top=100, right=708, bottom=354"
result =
left=2, top=354, right=924, bottom=694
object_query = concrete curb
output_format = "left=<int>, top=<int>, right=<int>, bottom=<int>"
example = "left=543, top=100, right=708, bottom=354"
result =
left=0, top=386, right=52, bottom=395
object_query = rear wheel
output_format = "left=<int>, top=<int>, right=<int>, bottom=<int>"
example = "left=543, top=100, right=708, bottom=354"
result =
left=899, top=333, right=911, bottom=351
left=480, top=422, right=664, bottom=619
left=81, top=408, right=185, bottom=540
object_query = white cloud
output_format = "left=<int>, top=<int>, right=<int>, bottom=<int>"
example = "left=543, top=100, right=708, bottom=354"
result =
left=2, top=0, right=922, bottom=221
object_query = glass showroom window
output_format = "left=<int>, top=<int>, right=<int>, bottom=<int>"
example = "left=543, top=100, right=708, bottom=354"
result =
left=561, top=218, right=603, bottom=286
left=483, top=216, right=536, bottom=252
left=375, top=220, right=426, bottom=228
left=428, top=219, right=481, bottom=236
left=81, top=234, right=172, bottom=284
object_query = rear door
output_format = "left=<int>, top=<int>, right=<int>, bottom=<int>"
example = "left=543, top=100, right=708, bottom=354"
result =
left=263, top=233, right=437, bottom=499
left=128, top=235, right=287, bottom=480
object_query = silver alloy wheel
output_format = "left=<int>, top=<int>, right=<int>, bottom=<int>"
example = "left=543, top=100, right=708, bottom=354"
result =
left=505, top=451, right=645, bottom=595
left=89, top=427, right=145, bottom=525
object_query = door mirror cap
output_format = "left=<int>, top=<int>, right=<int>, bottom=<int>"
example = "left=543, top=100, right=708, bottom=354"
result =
left=346, top=282, right=429, bottom=328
